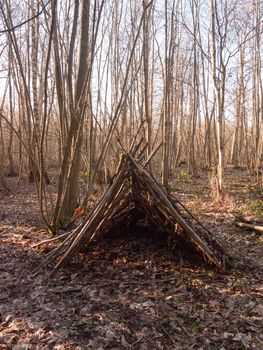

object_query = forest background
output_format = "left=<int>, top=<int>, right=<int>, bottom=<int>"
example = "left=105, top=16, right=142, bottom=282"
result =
left=0, top=0, right=262, bottom=230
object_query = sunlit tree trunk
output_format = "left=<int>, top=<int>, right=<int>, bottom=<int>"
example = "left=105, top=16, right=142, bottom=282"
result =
left=210, top=0, right=226, bottom=200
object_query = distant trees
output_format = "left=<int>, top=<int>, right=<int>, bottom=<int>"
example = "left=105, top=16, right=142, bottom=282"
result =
left=0, top=0, right=262, bottom=229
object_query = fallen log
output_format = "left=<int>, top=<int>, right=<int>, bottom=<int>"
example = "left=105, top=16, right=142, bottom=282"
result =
left=235, top=221, right=263, bottom=233
left=236, top=215, right=263, bottom=225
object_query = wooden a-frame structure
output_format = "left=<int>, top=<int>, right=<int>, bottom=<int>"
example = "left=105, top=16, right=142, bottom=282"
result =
left=35, top=153, right=230, bottom=278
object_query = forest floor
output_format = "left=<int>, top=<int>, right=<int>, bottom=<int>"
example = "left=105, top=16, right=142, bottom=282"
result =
left=0, top=168, right=262, bottom=350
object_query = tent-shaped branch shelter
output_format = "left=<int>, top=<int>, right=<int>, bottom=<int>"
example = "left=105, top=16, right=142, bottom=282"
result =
left=35, top=153, right=230, bottom=278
